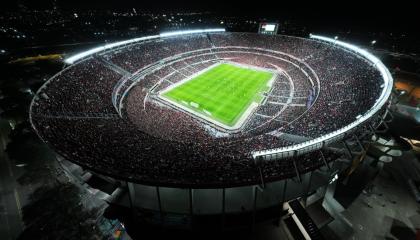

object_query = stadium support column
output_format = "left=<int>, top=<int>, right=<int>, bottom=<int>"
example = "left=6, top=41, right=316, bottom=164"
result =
left=302, top=172, right=313, bottom=207
left=252, top=186, right=258, bottom=232
left=126, top=182, right=133, bottom=207
left=221, top=188, right=226, bottom=231
left=320, top=150, right=331, bottom=171
left=384, top=109, right=394, bottom=123
left=342, top=140, right=353, bottom=159
left=353, top=134, right=366, bottom=152
left=376, top=119, right=389, bottom=133
left=156, top=186, right=164, bottom=224
left=368, top=122, right=378, bottom=141
left=293, top=159, right=302, bottom=183
left=258, top=167, right=265, bottom=189
left=189, top=188, right=194, bottom=229
left=127, top=182, right=135, bottom=218
left=282, top=180, right=288, bottom=204
left=392, top=89, right=406, bottom=105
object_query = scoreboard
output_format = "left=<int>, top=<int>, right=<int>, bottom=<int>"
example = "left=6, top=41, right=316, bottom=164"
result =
left=258, top=23, right=279, bottom=35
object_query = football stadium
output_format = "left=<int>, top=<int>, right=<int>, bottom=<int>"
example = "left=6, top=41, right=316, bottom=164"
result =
left=29, top=29, right=394, bottom=233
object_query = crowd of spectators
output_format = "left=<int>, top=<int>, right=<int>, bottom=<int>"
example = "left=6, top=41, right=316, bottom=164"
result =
left=30, top=32, right=386, bottom=187
left=32, top=58, right=122, bottom=116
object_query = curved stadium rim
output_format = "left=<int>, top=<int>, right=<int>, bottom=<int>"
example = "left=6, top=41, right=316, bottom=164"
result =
left=29, top=29, right=393, bottom=162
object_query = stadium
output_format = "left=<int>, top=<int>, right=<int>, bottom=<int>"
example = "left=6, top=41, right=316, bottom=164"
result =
left=29, top=29, right=393, bottom=232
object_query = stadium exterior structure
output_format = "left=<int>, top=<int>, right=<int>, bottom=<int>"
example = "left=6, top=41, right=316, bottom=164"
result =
left=30, top=29, right=393, bottom=229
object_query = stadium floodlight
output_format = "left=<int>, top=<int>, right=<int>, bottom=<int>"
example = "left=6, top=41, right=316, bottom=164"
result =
left=252, top=34, right=393, bottom=160
left=159, top=28, right=225, bottom=38
left=64, top=35, right=160, bottom=64
left=64, top=28, right=225, bottom=64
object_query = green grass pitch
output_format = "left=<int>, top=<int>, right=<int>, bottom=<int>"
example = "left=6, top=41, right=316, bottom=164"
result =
left=161, top=63, right=274, bottom=128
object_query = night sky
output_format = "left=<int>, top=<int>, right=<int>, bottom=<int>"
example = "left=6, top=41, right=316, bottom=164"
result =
left=2, top=0, right=419, bottom=33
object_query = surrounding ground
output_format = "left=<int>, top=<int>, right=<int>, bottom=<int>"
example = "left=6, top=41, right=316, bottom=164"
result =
left=0, top=121, right=24, bottom=240
left=161, top=63, right=273, bottom=127
left=325, top=159, right=420, bottom=240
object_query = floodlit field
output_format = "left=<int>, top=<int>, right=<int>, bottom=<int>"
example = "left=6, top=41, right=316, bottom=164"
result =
left=160, top=63, right=274, bottom=128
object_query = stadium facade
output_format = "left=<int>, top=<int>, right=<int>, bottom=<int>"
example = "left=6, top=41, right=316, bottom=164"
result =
left=29, top=29, right=393, bottom=231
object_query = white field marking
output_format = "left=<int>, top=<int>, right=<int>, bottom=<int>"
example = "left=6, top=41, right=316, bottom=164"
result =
left=190, top=102, right=199, bottom=108
left=204, top=110, right=212, bottom=116
left=158, top=62, right=275, bottom=131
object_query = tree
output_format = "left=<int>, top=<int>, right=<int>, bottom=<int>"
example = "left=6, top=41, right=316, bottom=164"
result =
left=6, top=121, right=56, bottom=185
left=18, top=183, right=103, bottom=240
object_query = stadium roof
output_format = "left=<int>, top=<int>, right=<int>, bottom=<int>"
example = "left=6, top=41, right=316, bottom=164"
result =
left=64, top=28, right=225, bottom=64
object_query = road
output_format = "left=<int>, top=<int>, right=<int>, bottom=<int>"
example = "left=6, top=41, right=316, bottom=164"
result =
left=0, top=120, right=34, bottom=240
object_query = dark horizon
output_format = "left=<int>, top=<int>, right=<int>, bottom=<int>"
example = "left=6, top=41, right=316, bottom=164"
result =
left=2, top=0, right=419, bottom=34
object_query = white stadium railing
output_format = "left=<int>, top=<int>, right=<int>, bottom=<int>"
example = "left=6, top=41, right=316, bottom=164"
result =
left=64, top=28, right=225, bottom=64
left=251, top=34, right=394, bottom=160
